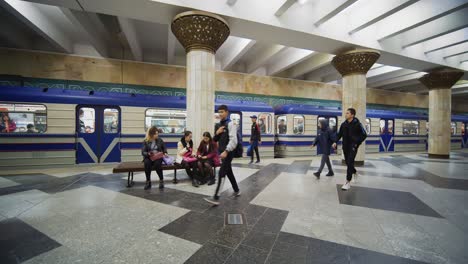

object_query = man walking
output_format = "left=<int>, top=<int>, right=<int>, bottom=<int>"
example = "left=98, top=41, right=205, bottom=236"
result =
left=333, top=108, right=367, bottom=191
left=249, top=115, right=261, bottom=164
left=204, top=105, right=241, bottom=205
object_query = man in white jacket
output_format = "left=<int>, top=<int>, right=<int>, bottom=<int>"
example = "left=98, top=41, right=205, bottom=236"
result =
left=204, top=105, right=241, bottom=205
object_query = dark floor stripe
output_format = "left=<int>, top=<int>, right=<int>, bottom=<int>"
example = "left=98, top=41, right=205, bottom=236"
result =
left=336, top=185, right=443, bottom=218
left=0, top=218, right=61, bottom=264
left=276, top=232, right=428, bottom=264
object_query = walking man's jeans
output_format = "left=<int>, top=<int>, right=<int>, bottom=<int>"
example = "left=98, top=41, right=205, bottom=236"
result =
left=214, top=152, right=239, bottom=199
left=251, top=141, right=260, bottom=162
left=317, top=154, right=333, bottom=173
left=343, top=145, right=357, bottom=181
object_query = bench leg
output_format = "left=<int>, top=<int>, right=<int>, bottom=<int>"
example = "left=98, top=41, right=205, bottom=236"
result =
left=127, top=172, right=132, bottom=188
left=173, top=168, right=178, bottom=184
left=130, top=172, right=134, bottom=186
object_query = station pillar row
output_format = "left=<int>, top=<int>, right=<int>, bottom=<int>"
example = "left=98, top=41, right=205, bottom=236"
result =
left=332, top=49, right=380, bottom=165
left=171, top=11, right=230, bottom=147
left=419, top=70, right=463, bottom=159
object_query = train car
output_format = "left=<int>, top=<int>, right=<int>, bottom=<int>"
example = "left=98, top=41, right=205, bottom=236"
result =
left=0, top=86, right=274, bottom=169
left=451, top=115, right=468, bottom=150
left=273, top=104, right=468, bottom=158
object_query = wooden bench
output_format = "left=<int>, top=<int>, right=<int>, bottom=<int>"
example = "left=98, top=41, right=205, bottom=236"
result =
left=112, top=161, right=218, bottom=187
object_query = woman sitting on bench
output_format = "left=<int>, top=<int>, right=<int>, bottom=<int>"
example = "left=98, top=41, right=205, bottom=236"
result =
left=141, top=126, right=168, bottom=190
left=196, top=132, right=219, bottom=186
left=176, top=131, right=201, bottom=187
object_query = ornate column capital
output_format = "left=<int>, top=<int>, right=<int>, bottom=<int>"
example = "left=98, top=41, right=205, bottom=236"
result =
left=171, top=11, right=230, bottom=54
left=331, top=49, right=380, bottom=76
left=419, top=69, right=464, bottom=90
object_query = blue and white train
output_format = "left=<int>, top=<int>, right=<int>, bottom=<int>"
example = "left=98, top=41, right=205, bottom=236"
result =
left=0, top=86, right=467, bottom=169
left=0, top=86, right=275, bottom=169
left=274, top=104, right=468, bottom=158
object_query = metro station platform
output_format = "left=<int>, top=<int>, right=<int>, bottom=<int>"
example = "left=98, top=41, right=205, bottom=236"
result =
left=1, top=150, right=467, bottom=264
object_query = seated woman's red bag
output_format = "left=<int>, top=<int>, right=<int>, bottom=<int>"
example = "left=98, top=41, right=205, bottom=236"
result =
left=183, top=149, right=198, bottom=163
left=150, top=151, right=164, bottom=161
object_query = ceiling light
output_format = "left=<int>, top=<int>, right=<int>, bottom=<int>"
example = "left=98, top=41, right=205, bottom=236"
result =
left=297, top=0, right=309, bottom=5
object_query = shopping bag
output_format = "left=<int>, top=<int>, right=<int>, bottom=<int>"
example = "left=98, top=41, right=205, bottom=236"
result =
left=246, top=145, right=252, bottom=157
left=162, top=155, right=175, bottom=165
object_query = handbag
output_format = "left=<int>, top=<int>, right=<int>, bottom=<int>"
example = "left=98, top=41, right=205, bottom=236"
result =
left=183, top=156, right=198, bottom=163
left=163, top=155, right=175, bottom=165
left=149, top=151, right=164, bottom=161
left=247, top=145, right=253, bottom=157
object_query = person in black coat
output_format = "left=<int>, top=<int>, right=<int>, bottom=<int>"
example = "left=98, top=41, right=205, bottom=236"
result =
left=332, top=108, right=367, bottom=191
left=249, top=115, right=262, bottom=164
left=141, top=126, right=168, bottom=190
left=312, top=119, right=335, bottom=178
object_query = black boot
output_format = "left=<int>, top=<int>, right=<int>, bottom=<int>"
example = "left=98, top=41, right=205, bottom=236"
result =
left=207, top=176, right=216, bottom=186
left=326, top=171, right=334, bottom=176
left=313, top=172, right=320, bottom=179
left=192, top=179, right=199, bottom=187
left=159, top=180, right=164, bottom=189
left=144, top=181, right=151, bottom=190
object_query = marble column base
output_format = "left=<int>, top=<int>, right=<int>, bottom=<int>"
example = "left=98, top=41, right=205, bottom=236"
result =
left=428, top=154, right=450, bottom=159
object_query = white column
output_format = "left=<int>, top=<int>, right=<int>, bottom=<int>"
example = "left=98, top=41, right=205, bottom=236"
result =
left=171, top=11, right=230, bottom=148
left=419, top=70, right=463, bottom=158
left=186, top=50, right=216, bottom=147
left=331, top=49, right=380, bottom=165
left=342, top=74, right=367, bottom=163
left=428, top=88, right=451, bottom=157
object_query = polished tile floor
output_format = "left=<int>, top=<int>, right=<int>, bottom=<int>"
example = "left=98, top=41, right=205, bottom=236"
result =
left=1, top=150, right=467, bottom=264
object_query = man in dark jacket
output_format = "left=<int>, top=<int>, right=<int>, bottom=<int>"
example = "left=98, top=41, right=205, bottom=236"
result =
left=204, top=105, right=240, bottom=206
left=333, top=108, right=367, bottom=191
left=249, top=115, right=261, bottom=164
left=312, top=119, right=335, bottom=178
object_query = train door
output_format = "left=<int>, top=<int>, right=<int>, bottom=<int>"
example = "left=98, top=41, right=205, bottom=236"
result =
left=76, top=106, right=121, bottom=164
left=317, top=116, right=338, bottom=155
left=379, top=119, right=394, bottom=152
left=462, top=123, right=467, bottom=148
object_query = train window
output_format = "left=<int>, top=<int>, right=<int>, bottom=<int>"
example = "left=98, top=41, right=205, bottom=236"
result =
left=451, top=122, right=456, bottom=135
left=277, top=115, right=287, bottom=134
left=214, top=113, right=221, bottom=124
left=329, top=117, right=337, bottom=132
left=293, top=115, right=305, bottom=135
left=403, top=120, right=419, bottom=135
left=318, top=116, right=337, bottom=133
left=104, top=108, right=119, bottom=134
left=258, top=113, right=272, bottom=134
left=230, top=113, right=241, bottom=131
left=388, top=120, right=394, bottom=135
left=145, top=109, right=186, bottom=134
left=78, top=107, right=95, bottom=133
left=380, top=120, right=385, bottom=135
left=365, top=118, right=371, bottom=134
left=426, top=122, right=429, bottom=134
left=0, top=103, right=47, bottom=133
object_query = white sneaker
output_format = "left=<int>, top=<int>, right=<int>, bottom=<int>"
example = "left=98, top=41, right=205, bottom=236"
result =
left=352, top=172, right=358, bottom=183
left=341, top=182, right=351, bottom=191
left=232, top=191, right=241, bottom=197
left=204, top=197, right=220, bottom=206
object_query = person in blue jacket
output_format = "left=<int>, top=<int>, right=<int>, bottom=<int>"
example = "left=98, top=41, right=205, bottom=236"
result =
left=312, top=119, right=335, bottom=178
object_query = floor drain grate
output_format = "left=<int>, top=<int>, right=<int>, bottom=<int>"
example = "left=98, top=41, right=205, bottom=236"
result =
left=226, top=213, right=244, bottom=225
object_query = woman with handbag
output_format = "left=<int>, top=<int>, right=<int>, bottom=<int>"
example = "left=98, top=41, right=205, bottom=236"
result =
left=141, top=126, right=168, bottom=190
left=176, top=131, right=200, bottom=187
left=196, top=132, right=219, bottom=186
